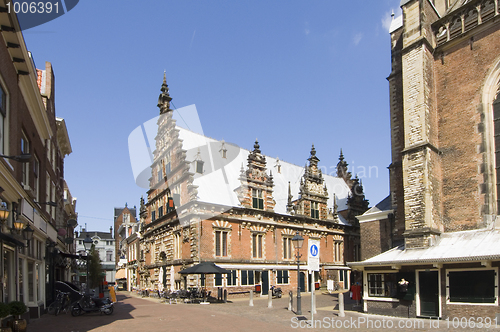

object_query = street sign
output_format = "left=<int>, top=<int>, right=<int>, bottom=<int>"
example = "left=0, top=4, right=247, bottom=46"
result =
left=308, top=239, right=320, bottom=272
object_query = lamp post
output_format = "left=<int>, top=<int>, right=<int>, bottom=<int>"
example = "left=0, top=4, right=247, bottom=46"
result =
left=292, top=231, right=304, bottom=315
left=83, top=234, right=93, bottom=294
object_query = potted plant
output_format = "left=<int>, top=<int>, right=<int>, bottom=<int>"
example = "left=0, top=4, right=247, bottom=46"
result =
left=8, top=301, right=26, bottom=332
left=0, top=302, right=12, bottom=332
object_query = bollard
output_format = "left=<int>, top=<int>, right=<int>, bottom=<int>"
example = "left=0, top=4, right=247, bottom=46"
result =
left=288, top=290, right=293, bottom=311
left=338, top=292, right=345, bottom=317
left=249, top=290, right=254, bottom=306
left=223, top=289, right=227, bottom=303
left=268, top=288, right=272, bottom=308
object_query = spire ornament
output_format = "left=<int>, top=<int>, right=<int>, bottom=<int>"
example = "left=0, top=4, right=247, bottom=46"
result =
left=158, top=72, right=173, bottom=114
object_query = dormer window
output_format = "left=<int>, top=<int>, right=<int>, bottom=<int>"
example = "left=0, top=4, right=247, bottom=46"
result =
left=220, top=140, right=227, bottom=159
left=275, top=158, right=282, bottom=174
left=196, top=160, right=204, bottom=174
left=194, top=148, right=204, bottom=174
left=252, top=188, right=263, bottom=209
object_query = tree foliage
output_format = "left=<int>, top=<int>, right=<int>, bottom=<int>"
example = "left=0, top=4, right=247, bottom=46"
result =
left=88, top=245, right=104, bottom=289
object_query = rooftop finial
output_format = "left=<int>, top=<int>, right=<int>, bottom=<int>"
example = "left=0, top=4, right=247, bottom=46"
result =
left=253, top=139, right=261, bottom=154
left=158, top=72, right=173, bottom=114
left=307, top=144, right=319, bottom=166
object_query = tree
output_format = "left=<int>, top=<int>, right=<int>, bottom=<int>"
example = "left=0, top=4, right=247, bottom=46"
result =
left=88, top=245, right=104, bottom=289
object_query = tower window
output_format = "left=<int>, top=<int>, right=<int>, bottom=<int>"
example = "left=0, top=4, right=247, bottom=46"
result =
left=311, top=202, right=319, bottom=219
left=252, top=189, right=263, bottom=209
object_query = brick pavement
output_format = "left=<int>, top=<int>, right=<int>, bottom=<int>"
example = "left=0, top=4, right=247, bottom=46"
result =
left=27, top=291, right=500, bottom=332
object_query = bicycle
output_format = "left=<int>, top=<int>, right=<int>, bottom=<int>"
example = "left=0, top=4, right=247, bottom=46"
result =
left=47, top=290, right=71, bottom=316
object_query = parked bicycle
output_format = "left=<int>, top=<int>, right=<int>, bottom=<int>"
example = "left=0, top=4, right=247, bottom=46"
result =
left=48, top=290, right=72, bottom=316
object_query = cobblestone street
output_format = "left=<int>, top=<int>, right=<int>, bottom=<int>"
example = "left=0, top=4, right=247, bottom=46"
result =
left=28, top=291, right=500, bottom=332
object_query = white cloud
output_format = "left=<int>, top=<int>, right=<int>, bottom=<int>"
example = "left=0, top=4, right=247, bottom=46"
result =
left=353, top=33, right=363, bottom=46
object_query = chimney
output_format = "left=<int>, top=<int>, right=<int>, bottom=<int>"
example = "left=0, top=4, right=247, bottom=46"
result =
left=110, top=226, right=113, bottom=236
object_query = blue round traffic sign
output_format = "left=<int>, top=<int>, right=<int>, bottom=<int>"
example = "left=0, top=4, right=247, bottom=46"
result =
left=310, top=244, right=318, bottom=256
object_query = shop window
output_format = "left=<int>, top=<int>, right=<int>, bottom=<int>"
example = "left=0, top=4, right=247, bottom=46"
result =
left=277, top=270, right=289, bottom=284
left=241, top=270, right=255, bottom=286
left=367, top=273, right=398, bottom=297
left=28, top=261, right=34, bottom=302
left=214, top=273, right=223, bottom=287
left=448, top=270, right=496, bottom=304
left=226, top=270, right=237, bottom=286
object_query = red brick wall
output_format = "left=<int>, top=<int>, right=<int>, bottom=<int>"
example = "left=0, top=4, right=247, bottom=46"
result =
left=360, top=219, right=392, bottom=261
left=435, top=24, right=500, bottom=231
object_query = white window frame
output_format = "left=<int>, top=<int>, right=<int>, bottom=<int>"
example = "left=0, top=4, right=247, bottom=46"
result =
left=174, top=232, right=181, bottom=260
left=241, top=270, right=255, bottom=286
left=252, top=188, right=263, bottom=210
left=214, top=229, right=229, bottom=257
left=415, top=268, right=442, bottom=318
left=226, top=270, right=237, bottom=287
left=362, top=270, right=402, bottom=302
left=445, top=267, right=498, bottom=306
left=283, top=236, right=292, bottom=260
left=276, top=270, right=289, bottom=285
left=33, top=155, right=40, bottom=202
left=21, top=132, right=29, bottom=186
left=252, top=232, right=264, bottom=259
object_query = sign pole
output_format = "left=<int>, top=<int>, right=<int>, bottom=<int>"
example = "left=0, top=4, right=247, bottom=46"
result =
left=311, top=271, right=314, bottom=322
left=307, top=239, right=320, bottom=322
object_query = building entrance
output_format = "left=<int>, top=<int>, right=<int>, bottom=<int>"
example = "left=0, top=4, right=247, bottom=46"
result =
left=418, top=270, right=439, bottom=318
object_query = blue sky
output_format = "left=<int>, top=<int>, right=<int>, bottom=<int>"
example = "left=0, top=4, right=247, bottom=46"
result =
left=22, top=0, right=402, bottom=232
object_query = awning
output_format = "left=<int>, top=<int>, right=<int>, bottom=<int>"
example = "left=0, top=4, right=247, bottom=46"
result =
left=115, top=269, right=126, bottom=280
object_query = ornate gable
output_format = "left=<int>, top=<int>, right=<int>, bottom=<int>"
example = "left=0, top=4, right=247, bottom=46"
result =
left=234, top=140, right=275, bottom=211
left=347, top=176, right=369, bottom=226
left=293, top=145, right=329, bottom=219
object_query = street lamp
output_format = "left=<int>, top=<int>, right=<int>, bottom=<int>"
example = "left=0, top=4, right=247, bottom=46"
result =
left=292, top=231, right=304, bottom=315
left=83, top=234, right=93, bottom=294
left=0, top=202, right=9, bottom=224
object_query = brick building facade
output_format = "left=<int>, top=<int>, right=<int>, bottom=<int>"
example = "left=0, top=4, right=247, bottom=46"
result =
left=351, top=0, right=500, bottom=319
left=133, top=76, right=369, bottom=298
left=0, top=3, right=78, bottom=319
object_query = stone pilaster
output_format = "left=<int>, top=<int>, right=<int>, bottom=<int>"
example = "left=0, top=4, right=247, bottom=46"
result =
left=401, top=0, right=442, bottom=248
